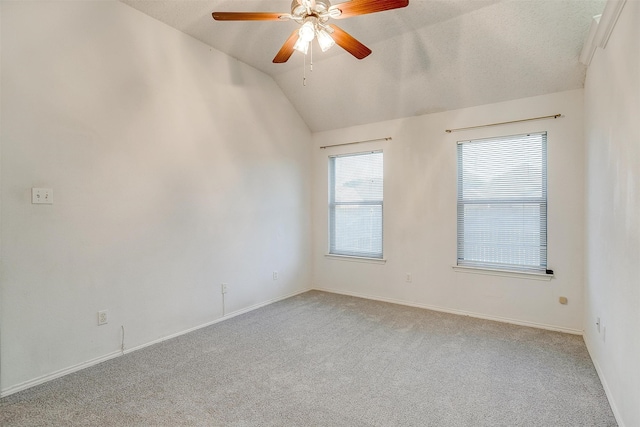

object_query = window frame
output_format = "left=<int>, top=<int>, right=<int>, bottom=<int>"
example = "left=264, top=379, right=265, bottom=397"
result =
left=328, top=150, right=384, bottom=260
left=456, top=131, right=550, bottom=276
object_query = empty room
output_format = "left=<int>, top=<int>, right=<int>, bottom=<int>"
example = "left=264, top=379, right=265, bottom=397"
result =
left=0, top=0, right=638, bottom=426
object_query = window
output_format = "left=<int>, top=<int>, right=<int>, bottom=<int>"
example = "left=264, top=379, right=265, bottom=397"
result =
left=329, top=151, right=383, bottom=259
left=457, top=132, right=547, bottom=273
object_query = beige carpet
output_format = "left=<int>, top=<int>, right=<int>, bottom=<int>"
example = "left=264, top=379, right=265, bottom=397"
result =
left=0, top=290, right=617, bottom=426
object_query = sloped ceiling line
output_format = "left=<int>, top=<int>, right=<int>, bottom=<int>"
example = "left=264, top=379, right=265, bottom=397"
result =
left=120, top=0, right=607, bottom=132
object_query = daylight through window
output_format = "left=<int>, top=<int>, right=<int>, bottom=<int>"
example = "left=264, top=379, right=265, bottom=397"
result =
left=329, top=151, right=383, bottom=259
left=457, top=132, right=547, bottom=272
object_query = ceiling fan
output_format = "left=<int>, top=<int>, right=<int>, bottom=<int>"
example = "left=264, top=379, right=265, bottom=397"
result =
left=212, top=0, right=409, bottom=63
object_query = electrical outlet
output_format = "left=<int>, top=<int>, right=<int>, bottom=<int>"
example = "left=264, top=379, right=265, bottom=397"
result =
left=32, top=188, right=53, bottom=204
left=221, top=283, right=228, bottom=294
left=405, top=273, right=412, bottom=283
left=273, top=271, right=278, bottom=280
left=98, top=310, right=108, bottom=326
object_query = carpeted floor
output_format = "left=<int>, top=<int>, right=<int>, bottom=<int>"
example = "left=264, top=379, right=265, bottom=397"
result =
left=1, top=290, right=617, bottom=426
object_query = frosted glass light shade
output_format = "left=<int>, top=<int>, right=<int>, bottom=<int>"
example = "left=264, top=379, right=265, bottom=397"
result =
left=299, top=21, right=315, bottom=42
left=293, top=38, right=310, bottom=54
left=317, top=29, right=335, bottom=52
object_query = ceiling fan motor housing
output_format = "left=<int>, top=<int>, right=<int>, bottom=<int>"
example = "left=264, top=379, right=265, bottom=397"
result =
left=291, top=0, right=333, bottom=22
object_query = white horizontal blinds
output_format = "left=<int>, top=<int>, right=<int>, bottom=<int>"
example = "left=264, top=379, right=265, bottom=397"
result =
left=457, top=132, right=547, bottom=272
left=329, top=151, right=383, bottom=258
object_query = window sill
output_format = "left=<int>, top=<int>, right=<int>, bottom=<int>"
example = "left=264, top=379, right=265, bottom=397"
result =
left=325, top=254, right=387, bottom=265
left=452, top=265, right=553, bottom=281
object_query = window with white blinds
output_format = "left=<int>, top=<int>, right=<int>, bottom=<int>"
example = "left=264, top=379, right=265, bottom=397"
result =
left=329, top=151, right=383, bottom=259
left=457, top=132, right=547, bottom=272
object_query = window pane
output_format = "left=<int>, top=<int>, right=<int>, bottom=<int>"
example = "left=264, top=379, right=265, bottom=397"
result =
left=332, top=205, right=382, bottom=257
left=333, top=153, right=383, bottom=203
left=460, top=203, right=545, bottom=269
left=460, top=134, right=545, bottom=200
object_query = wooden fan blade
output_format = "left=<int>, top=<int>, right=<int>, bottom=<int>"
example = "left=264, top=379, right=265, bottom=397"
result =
left=330, top=0, right=409, bottom=19
left=328, top=24, right=372, bottom=59
left=273, top=29, right=300, bottom=63
left=212, top=12, right=286, bottom=21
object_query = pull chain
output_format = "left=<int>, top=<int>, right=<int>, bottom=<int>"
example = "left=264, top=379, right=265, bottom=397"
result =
left=302, top=41, right=314, bottom=86
left=303, top=49, right=307, bottom=86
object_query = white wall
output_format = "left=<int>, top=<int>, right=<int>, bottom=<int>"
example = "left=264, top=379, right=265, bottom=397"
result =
left=0, top=1, right=312, bottom=394
left=583, top=1, right=640, bottom=426
left=312, top=90, right=586, bottom=333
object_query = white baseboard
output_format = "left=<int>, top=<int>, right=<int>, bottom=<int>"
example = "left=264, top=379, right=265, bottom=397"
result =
left=124, top=287, right=311, bottom=355
left=583, top=334, right=625, bottom=427
left=1, top=287, right=311, bottom=398
left=0, top=350, right=122, bottom=398
left=313, top=286, right=584, bottom=335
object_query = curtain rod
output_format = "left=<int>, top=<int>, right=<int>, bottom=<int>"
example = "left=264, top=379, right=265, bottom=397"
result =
left=445, top=114, right=562, bottom=133
left=319, top=137, right=392, bottom=149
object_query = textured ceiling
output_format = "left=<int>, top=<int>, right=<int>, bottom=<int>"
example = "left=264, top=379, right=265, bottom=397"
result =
left=119, top=0, right=606, bottom=132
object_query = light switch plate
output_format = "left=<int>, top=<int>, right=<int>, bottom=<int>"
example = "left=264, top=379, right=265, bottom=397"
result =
left=32, top=188, right=53, bottom=204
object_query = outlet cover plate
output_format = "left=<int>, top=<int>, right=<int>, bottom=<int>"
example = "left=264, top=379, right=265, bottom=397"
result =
left=98, top=310, right=108, bottom=325
left=32, top=188, right=53, bottom=204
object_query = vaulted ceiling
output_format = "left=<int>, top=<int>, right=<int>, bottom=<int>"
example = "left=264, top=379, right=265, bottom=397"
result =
left=119, top=0, right=605, bottom=132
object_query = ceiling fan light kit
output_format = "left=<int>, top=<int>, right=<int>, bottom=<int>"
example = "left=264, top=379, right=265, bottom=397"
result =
left=212, top=0, right=409, bottom=63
